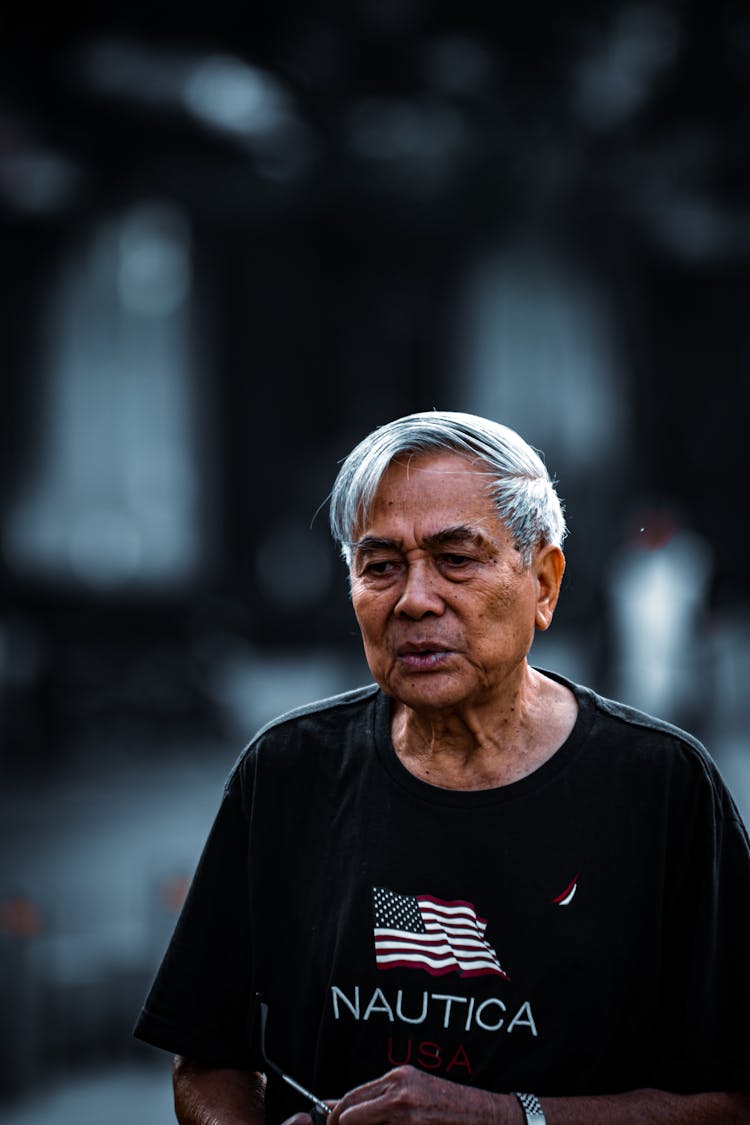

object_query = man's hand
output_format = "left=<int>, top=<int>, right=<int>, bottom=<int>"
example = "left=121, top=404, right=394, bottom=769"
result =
left=280, top=1069, right=750, bottom=1124
left=281, top=1065, right=518, bottom=1124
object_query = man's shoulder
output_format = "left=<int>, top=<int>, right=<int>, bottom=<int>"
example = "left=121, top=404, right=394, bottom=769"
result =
left=589, top=688, right=707, bottom=752
left=542, top=667, right=712, bottom=766
left=227, top=682, right=381, bottom=778
left=250, top=682, right=381, bottom=741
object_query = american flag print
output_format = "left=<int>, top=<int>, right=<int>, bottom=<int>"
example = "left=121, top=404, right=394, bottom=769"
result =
left=372, top=886, right=509, bottom=979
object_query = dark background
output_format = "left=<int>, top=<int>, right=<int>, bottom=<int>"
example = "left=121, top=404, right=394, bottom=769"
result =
left=1, top=3, right=749, bottom=1121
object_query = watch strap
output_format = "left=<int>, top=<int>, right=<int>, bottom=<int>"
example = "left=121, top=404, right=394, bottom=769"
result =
left=514, top=1091, right=546, bottom=1124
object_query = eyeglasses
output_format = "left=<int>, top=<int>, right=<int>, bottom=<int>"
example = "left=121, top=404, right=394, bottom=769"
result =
left=256, top=994, right=331, bottom=1122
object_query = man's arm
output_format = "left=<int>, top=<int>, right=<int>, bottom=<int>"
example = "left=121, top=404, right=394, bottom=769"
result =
left=315, top=1066, right=750, bottom=1124
left=539, top=1088, right=750, bottom=1124
left=173, top=1057, right=266, bottom=1125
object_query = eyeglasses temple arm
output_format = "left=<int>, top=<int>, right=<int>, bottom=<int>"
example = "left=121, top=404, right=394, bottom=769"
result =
left=256, top=995, right=331, bottom=1117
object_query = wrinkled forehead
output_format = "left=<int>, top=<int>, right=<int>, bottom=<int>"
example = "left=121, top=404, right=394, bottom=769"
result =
left=370, top=449, right=491, bottom=497
left=353, top=451, right=503, bottom=540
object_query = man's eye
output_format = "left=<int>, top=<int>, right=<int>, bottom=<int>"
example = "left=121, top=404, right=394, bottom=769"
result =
left=442, top=554, right=472, bottom=567
left=364, top=560, right=399, bottom=576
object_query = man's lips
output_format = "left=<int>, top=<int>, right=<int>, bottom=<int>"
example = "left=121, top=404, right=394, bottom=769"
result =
left=396, top=641, right=454, bottom=654
left=395, top=642, right=455, bottom=669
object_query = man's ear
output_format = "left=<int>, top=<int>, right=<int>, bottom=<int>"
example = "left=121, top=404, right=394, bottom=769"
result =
left=534, top=544, right=565, bottom=631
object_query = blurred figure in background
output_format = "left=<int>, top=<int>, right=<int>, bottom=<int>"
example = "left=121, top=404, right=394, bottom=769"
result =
left=606, top=503, right=714, bottom=735
left=134, top=411, right=750, bottom=1124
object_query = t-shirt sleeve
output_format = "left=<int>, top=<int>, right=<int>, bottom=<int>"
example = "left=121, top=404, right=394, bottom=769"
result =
left=133, top=763, right=258, bottom=1069
left=656, top=752, right=750, bottom=1093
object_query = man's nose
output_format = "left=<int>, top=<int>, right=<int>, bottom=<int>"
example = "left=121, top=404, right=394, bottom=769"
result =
left=394, top=561, right=444, bottom=619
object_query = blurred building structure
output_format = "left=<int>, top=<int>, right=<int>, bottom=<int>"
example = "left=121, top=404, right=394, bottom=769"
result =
left=0, top=2, right=749, bottom=1120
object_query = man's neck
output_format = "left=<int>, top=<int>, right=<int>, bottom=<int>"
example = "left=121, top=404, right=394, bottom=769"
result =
left=390, top=668, right=578, bottom=791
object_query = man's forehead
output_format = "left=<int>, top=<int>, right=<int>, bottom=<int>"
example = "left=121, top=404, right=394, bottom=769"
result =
left=351, top=451, right=507, bottom=544
left=371, top=453, right=495, bottom=505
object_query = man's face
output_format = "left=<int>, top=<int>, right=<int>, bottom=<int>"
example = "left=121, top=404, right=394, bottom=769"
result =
left=349, top=451, right=563, bottom=715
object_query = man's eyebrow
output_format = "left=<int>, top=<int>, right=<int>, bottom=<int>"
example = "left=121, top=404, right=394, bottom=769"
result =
left=424, top=526, right=491, bottom=550
left=350, top=527, right=491, bottom=555
left=350, top=536, right=401, bottom=555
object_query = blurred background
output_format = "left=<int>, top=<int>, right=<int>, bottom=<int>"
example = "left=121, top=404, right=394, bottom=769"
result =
left=1, top=2, right=749, bottom=1121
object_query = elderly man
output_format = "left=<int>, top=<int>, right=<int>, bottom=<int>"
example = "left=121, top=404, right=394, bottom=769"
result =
left=135, top=412, right=750, bottom=1123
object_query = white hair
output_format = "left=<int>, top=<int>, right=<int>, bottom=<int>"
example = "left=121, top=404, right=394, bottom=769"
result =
left=329, top=411, right=567, bottom=567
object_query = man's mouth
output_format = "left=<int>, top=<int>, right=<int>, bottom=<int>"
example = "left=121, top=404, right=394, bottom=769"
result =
left=396, top=643, right=452, bottom=669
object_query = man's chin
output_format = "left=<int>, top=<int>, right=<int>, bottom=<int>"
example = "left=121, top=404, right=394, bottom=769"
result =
left=384, top=670, right=470, bottom=713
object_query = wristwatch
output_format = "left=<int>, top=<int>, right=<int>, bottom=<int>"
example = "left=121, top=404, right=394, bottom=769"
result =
left=514, top=1091, right=546, bottom=1124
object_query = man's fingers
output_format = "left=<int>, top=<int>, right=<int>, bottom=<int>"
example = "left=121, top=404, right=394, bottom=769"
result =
left=326, top=1074, right=391, bottom=1122
left=326, top=1066, right=422, bottom=1122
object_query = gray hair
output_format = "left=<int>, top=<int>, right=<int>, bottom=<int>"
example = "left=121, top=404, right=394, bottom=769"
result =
left=329, top=410, right=567, bottom=567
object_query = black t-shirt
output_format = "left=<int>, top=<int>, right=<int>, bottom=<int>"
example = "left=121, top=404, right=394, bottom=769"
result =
left=134, top=672, right=750, bottom=1121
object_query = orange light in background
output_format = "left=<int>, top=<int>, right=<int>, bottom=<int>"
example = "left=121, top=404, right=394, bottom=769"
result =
left=158, top=875, right=191, bottom=914
left=0, top=897, right=43, bottom=939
